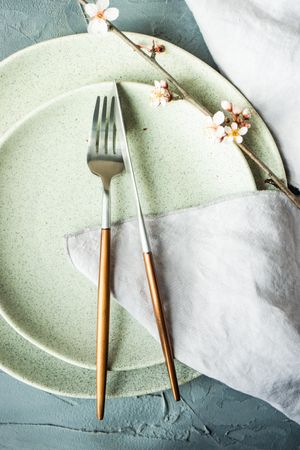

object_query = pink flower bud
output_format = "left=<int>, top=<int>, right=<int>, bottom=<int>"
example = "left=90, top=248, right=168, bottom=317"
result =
left=154, top=44, right=165, bottom=53
left=242, top=108, right=251, bottom=119
left=232, top=104, right=242, bottom=115
left=221, top=100, right=232, bottom=111
left=160, top=80, right=168, bottom=88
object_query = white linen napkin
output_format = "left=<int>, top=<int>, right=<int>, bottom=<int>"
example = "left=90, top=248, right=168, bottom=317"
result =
left=66, top=191, right=300, bottom=424
left=186, top=0, right=300, bottom=189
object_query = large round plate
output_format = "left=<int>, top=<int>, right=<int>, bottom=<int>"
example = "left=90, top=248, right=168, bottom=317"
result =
left=0, top=32, right=285, bottom=396
left=0, top=81, right=256, bottom=371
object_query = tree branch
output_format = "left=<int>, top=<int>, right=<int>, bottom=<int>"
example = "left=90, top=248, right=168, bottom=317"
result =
left=79, top=0, right=300, bottom=208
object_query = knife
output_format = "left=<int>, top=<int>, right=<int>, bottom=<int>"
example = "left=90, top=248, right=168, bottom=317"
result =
left=113, top=81, right=180, bottom=401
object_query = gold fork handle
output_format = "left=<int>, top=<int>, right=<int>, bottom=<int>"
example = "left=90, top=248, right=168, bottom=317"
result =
left=143, top=252, right=180, bottom=401
left=96, top=228, right=111, bottom=420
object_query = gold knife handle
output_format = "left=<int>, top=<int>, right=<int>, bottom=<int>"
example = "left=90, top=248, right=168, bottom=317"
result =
left=96, top=228, right=111, bottom=420
left=143, top=252, right=180, bottom=401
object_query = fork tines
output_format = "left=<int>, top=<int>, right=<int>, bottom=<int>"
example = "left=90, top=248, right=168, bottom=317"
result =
left=88, top=95, right=118, bottom=158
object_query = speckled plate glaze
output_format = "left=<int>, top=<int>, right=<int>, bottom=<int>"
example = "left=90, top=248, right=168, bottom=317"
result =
left=0, top=312, right=199, bottom=398
left=0, top=32, right=285, bottom=396
left=0, top=33, right=286, bottom=189
left=0, top=81, right=256, bottom=372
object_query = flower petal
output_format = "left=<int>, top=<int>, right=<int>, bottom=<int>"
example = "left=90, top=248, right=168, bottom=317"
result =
left=224, top=126, right=232, bottom=134
left=213, top=111, right=225, bottom=126
left=242, top=108, right=250, bottom=118
left=232, top=104, right=242, bottom=115
left=87, top=20, right=97, bottom=33
left=221, top=100, right=232, bottom=111
left=231, top=122, right=238, bottom=130
left=104, top=7, right=119, bottom=20
left=96, top=0, right=110, bottom=10
left=216, top=125, right=225, bottom=137
left=239, top=126, right=248, bottom=136
left=235, top=135, right=243, bottom=144
left=226, top=135, right=234, bottom=143
left=154, top=80, right=161, bottom=89
left=160, top=80, right=168, bottom=88
left=84, top=3, right=98, bottom=17
left=87, top=18, right=108, bottom=34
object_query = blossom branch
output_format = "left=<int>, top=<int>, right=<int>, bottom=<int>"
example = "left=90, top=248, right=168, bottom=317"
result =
left=109, top=23, right=210, bottom=116
left=79, top=0, right=300, bottom=209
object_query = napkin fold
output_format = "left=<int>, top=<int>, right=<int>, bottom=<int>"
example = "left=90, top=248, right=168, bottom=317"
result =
left=186, top=0, right=300, bottom=189
left=66, top=191, right=300, bottom=424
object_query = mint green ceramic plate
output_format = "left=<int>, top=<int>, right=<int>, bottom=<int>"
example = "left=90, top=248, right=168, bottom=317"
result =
left=0, top=33, right=286, bottom=190
left=0, top=315, right=199, bottom=398
left=0, top=33, right=285, bottom=397
left=0, top=80, right=256, bottom=371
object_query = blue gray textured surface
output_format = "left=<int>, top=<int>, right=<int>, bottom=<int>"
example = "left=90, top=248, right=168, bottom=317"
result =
left=0, top=0, right=299, bottom=449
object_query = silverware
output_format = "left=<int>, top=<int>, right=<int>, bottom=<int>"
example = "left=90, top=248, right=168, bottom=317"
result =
left=113, top=81, right=180, bottom=402
left=87, top=94, right=124, bottom=420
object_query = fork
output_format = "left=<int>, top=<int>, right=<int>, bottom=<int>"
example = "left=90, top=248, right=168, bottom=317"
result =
left=87, top=95, right=124, bottom=420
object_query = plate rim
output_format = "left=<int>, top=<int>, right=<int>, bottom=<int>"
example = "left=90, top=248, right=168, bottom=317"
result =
left=0, top=319, right=200, bottom=398
left=0, top=32, right=287, bottom=185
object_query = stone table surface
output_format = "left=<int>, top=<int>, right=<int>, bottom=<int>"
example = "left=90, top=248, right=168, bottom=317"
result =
left=0, top=1, right=299, bottom=449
